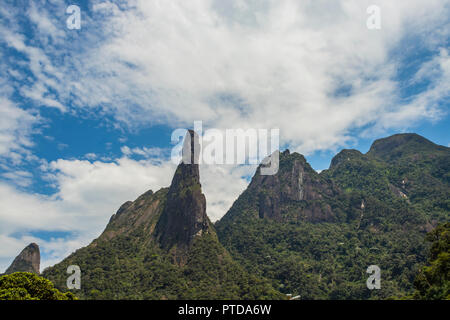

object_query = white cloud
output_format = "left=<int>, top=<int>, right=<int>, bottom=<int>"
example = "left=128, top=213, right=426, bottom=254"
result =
left=366, top=48, right=450, bottom=135
left=0, top=27, right=66, bottom=112
left=66, top=1, right=450, bottom=153
left=84, top=153, right=97, bottom=160
left=0, top=98, right=38, bottom=163
left=120, top=145, right=167, bottom=158
left=1, top=170, right=33, bottom=187
left=2, top=0, right=448, bottom=154
left=27, top=2, right=66, bottom=43
left=200, top=164, right=256, bottom=221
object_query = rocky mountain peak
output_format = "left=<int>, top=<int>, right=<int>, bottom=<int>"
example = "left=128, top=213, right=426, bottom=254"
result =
left=181, top=129, right=201, bottom=165
left=5, top=243, right=40, bottom=274
left=155, top=130, right=210, bottom=253
left=246, top=150, right=337, bottom=222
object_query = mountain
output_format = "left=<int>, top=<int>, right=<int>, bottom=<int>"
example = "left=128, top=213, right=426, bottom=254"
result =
left=367, top=133, right=450, bottom=222
left=222, top=150, right=340, bottom=223
left=41, top=132, right=448, bottom=300
left=325, top=133, right=449, bottom=223
left=367, top=133, right=448, bottom=162
left=4, top=243, right=40, bottom=275
left=216, top=133, right=449, bottom=299
left=154, top=130, right=211, bottom=263
left=42, top=130, right=282, bottom=300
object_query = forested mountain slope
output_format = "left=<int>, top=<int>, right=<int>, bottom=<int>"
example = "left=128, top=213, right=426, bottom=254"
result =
left=216, top=133, right=449, bottom=299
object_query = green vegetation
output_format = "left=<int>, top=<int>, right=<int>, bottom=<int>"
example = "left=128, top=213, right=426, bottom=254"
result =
left=217, top=217, right=429, bottom=299
left=42, top=133, right=448, bottom=300
left=43, top=178, right=283, bottom=300
left=217, top=134, right=449, bottom=299
left=411, top=223, right=449, bottom=300
left=0, top=272, right=77, bottom=300
left=43, top=231, right=283, bottom=300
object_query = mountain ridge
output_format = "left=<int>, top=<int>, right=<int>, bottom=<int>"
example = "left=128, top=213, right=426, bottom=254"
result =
left=36, top=132, right=449, bottom=299
left=216, top=132, right=449, bottom=299
left=42, top=130, right=282, bottom=299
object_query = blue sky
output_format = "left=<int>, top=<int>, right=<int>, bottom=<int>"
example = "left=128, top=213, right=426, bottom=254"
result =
left=0, top=0, right=449, bottom=271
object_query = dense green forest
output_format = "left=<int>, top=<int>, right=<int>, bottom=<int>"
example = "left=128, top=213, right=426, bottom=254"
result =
left=410, top=223, right=449, bottom=299
left=217, top=134, right=450, bottom=299
left=43, top=229, right=282, bottom=299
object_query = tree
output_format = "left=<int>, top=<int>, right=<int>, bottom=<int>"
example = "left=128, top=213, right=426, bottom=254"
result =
left=0, top=272, right=77, bottom=300
left=412, top=223, right=450, bottom=300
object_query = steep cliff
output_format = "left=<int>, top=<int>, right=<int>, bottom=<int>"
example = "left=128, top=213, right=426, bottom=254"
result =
left=220, top=150, right=340, bottom=224
left=155, top=130, right=211, bottom=258
left=5, top=243, right=40, bottom=275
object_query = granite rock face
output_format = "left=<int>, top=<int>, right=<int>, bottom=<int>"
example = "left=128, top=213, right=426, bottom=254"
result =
left=99, top=188, right=166, bottom=242
left=5, top=243, right=40, bottom=274
left=253, top=151, right=338, bottom=222
left=89, top=130, right=212, bottom=262
left=155, top=130, right=211, bottom=251
left=221, top=150, right=339, bottom=223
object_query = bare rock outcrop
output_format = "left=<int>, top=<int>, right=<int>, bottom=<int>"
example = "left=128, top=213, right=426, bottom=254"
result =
left=248, top=150, right=338, bottom=222
left=155, top=130, right=210, bottom=252
left=5, top=243, right=40, bottom=274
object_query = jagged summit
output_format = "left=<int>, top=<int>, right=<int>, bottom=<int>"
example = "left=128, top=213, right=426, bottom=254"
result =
left=219, top=149, right=339, bottom=223
left=99, top=188, right=167, bottom=242
left=5, top=243, right=40, bottom=274
left=155, top=130, right=210, bottom=252
left=43, top=130, right=282, bottom=299
left=181, top=129, right=201, bottom=165
left=93, top=129, right=211, bottom=256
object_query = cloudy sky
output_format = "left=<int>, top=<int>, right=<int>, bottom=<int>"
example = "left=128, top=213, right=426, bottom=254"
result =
left=0, top=0, right=449, bottom=272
